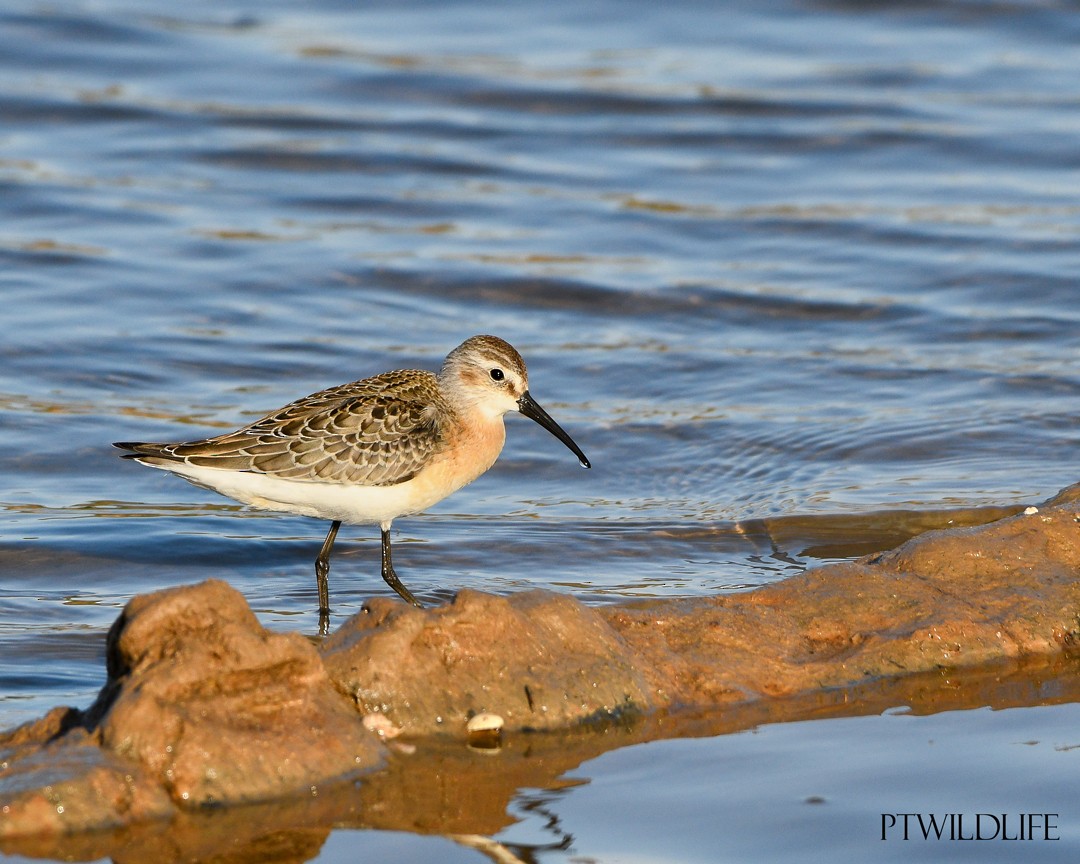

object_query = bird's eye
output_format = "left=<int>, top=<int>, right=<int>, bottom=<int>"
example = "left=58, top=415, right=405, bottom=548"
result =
left=489, top=368, right=505, bottom=382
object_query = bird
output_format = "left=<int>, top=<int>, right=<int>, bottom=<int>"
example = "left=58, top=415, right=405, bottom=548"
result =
left=114, top=335, right=590, bottom=632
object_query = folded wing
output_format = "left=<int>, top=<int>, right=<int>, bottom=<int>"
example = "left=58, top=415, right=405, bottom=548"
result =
left=115, top=370, right=448, bottom=487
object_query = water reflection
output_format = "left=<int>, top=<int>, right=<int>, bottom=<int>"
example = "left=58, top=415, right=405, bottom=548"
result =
left=6, top=653, right=1080, bottom=864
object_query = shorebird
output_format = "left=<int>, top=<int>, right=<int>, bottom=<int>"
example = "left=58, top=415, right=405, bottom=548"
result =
left=114, top=335, right=590, bottom=631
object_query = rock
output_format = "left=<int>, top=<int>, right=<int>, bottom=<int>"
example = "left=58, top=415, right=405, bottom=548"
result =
left=0, top=728, right=174, bottom=837
left=1, top=579, right=383, bottom=838
left=321, top=589, right=652, bottom=735
left=606, top=500, right=1080, bottom=706
left=96, top=579, right=383, bottom=807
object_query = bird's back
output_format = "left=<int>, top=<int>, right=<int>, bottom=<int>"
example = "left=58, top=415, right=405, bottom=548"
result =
left=116, top=368, right=451, bottom=487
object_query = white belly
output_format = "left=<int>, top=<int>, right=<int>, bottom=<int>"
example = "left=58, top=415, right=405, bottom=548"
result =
left=150, top=461, right=460, bottom=527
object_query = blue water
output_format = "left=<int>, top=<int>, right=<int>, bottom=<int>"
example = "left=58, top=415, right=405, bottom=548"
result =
left=2, top=0, right=1080, bottom=859
left=503, top=701, right=1080, bottom=863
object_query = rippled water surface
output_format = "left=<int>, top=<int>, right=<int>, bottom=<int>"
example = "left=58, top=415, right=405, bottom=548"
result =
left=3, top=0, right=1080, bottom=859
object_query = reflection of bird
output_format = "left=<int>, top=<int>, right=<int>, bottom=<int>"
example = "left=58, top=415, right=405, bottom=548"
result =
left=115, top=335, right=590, bottom=630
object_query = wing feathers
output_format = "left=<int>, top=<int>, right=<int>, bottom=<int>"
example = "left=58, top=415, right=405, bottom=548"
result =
left=114, top=370, right=450, bottom=487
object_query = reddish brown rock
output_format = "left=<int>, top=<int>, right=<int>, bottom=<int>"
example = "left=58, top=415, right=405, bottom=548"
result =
left=317, top=502, right=1080, bottom=731
left=1, top=580, right=383, bottom=838
left=95, top=579, right=382, bottom=807
left=606, top=503, right=1080, bottom=707
left=0, top=717, right=174, bottom=837
left=322, top=588, right=652, bottom=735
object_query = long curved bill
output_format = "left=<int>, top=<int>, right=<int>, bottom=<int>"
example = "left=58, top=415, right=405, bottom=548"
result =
left=517, top=391, right=591, bottom=469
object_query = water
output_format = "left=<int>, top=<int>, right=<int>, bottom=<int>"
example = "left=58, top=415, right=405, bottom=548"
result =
left=509, top=701, right=1080, bottom=863
left=2, top=0, right=1079, bottom=858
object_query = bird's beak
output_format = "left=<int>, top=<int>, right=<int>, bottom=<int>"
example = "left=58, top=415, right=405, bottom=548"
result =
left=517, top=391, right=591, bottom=469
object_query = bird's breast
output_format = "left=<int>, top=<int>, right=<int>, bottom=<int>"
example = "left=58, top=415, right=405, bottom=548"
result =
left=420, top=413, right=506, bottom=497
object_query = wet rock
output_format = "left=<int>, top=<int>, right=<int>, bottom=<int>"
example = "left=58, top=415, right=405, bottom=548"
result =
left=0, top=725, right=174, bottom=837
left=1, top=579, right=383, bottom=837
left=94, top=579, right=382, bottom=807
left=322, top=589, right=652, bottom=735
left=606, top=500, right=1080, bottom=706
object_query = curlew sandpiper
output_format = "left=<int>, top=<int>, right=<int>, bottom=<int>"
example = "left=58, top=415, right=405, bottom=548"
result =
left=114, top=335, right=590, bottom=632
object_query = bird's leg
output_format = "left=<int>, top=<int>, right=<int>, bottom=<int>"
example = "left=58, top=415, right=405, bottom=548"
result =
left=381, top=525, right=424, bottom=608
left=315, top=520, right=341, bottom=631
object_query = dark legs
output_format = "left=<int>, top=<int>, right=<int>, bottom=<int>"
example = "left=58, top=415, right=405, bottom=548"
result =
left=381, top=525, right=424, bottom=608
left=315, top=520, right=341, bottom=635
left=313, top=520, right=422, bottom=634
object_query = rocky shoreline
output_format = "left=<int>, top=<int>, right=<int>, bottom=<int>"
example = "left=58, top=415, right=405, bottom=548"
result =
left=3, top=485, right=1080, bottom=851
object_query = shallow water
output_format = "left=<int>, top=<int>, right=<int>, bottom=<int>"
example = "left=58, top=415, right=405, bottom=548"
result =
left=2, top=0, right=1079, bottom=858
left=518, top=702, right=1080, bottom=863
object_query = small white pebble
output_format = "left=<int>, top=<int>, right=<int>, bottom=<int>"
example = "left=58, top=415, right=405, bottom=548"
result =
left=1024, top=506, right=1039, bottom=515
left=466, top=712, right=504, bottom=734
left=467, top=712, right=505, bottom=750
left=362, top=712, right=402, bottom=739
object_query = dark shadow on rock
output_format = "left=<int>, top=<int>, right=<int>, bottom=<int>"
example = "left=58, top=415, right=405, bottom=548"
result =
left=3, top=486, right=1080, bottom=857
